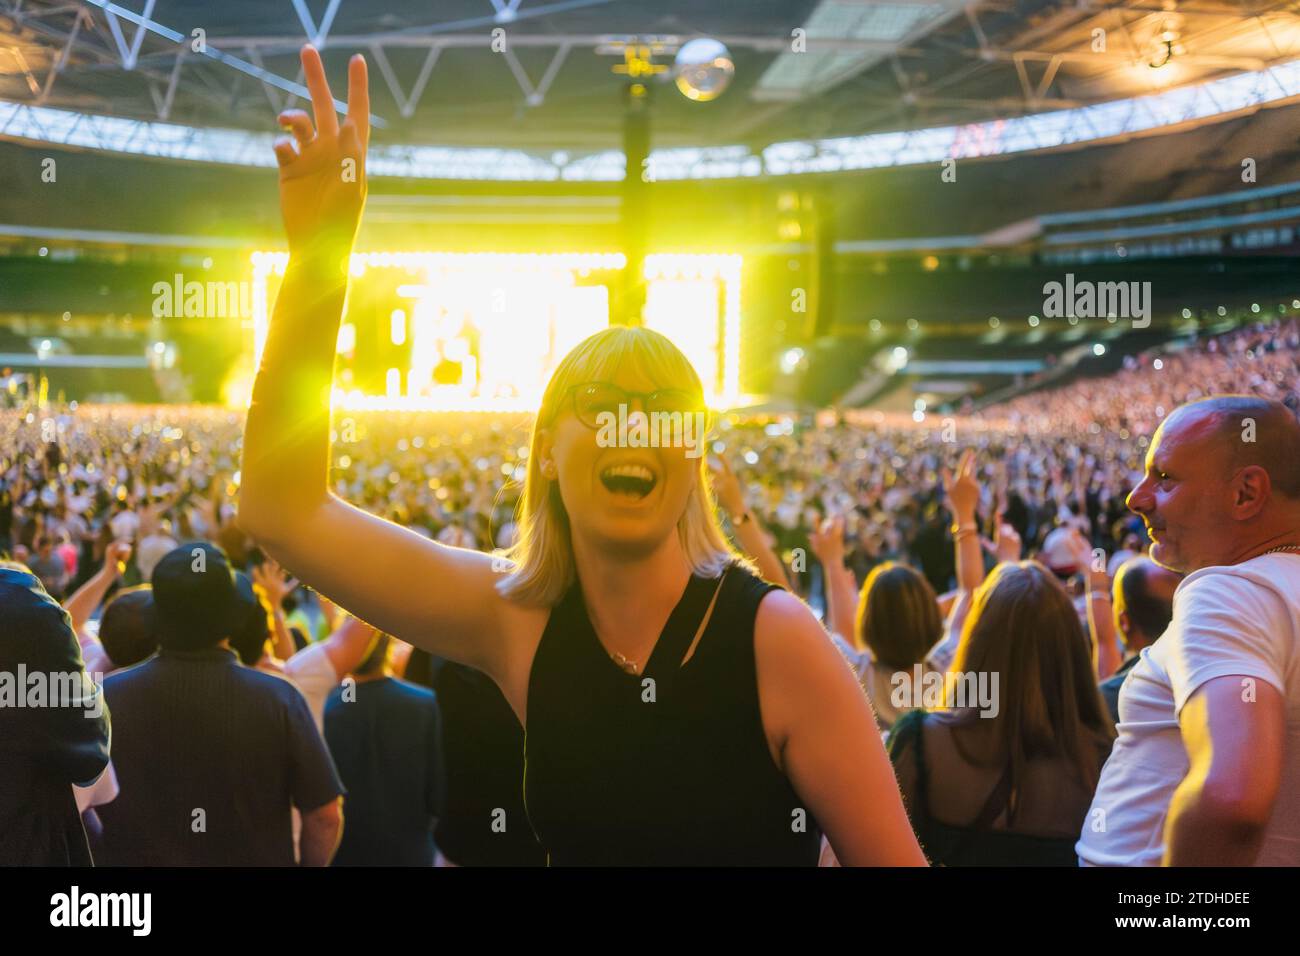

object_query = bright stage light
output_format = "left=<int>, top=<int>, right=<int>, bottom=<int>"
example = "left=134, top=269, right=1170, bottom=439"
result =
left=243, top=251, right=744, bottom=412
left=337, top=323, right=356, bottom=354
left=643, top=255, right=743, bottom=405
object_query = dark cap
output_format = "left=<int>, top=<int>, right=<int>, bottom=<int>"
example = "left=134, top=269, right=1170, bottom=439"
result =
left=149, top=542, right=239, bottom=650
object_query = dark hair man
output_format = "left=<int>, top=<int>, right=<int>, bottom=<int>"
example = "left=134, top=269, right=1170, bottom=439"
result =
left=1098, top=557, right=1182, bottom=726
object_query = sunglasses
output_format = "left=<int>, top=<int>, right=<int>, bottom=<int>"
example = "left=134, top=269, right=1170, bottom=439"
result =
left=564, top=382, right=709, bottom=431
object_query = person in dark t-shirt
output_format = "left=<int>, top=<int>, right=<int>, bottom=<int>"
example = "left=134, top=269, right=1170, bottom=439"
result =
left=96, top=543, right=343, bottom=866
left=324, top=634, right=445, bottom=866
left=0, top=565, right=110, bottom=865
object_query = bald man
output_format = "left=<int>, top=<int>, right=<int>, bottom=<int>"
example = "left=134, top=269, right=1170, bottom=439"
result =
left=1097, top=557, right=1182, bottom=727
left=1078, top=396, right=1300, bottom=866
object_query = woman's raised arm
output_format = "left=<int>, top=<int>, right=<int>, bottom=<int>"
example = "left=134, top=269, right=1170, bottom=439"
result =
left=237, top=47, right=519, bottom=678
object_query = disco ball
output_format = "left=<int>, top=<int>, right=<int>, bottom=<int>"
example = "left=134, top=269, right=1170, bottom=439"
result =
left=673, top=38, right=734, bottom=102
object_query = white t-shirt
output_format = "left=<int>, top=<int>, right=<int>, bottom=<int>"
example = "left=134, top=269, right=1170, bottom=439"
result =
left=108, top=510, right=140, bottom=542
left=135, top=533, right=178, bottom=582
left=1077, top=552, right=1300, bottom=866
left=74, top=761, right=119, bottom=813
left=82, top=641, right=113, bottom=681
left=281, top=641, right=339, bottom=731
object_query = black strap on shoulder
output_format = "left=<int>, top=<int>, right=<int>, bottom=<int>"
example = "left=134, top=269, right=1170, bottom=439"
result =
left=641, top=566, right=729, bottom=696
left=934, top=762, right=1015, bottom=865
left=969, top=764, right=1015, bottom=831
left=891, top=710, right=930, bottom=831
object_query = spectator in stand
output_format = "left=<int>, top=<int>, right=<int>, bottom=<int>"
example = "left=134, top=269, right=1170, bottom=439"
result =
left=135, top=518, right=179, bottom=582
left=28, top=534, right=68, bottom=599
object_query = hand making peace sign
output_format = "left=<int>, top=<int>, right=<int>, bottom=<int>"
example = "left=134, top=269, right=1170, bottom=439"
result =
left=273, top=46, right=371, bottom=256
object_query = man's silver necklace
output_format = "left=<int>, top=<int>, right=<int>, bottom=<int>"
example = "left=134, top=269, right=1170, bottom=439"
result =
left=1261, top=543, right=1300, bottom=556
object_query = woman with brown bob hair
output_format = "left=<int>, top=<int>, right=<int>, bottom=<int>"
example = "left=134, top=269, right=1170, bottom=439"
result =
left=814, top=518, right=943, bottom=731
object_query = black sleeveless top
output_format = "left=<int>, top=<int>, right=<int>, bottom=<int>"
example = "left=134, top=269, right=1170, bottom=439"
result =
left=888, top=710, right=1083, bottom=866
left=523, top=563, right=822, bottom=866
left=430, top=660, right=546, bottom=867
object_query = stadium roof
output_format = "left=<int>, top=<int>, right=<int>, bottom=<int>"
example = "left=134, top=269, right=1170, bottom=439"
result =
left=2, top=0, right=1300, bottom=156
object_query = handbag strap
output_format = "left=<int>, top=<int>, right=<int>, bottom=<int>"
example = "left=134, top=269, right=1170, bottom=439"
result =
left=899, top=715, right=1014, bottom=864
left=969, top=764, right=1015, bottom=832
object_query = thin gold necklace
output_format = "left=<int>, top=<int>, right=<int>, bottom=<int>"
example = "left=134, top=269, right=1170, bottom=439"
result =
left=609, top=650, right=641, bottom=675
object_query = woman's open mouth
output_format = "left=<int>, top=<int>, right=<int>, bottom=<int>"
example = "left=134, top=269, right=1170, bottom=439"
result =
left=599, top=463, right=657, bottom=500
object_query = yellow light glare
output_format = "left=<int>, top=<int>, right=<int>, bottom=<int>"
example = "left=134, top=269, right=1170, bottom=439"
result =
left=444, top=337, right=470, bottom=363
left=250, top=251, right=742, bottom=410
left=337, top=322, right=356, bottom=354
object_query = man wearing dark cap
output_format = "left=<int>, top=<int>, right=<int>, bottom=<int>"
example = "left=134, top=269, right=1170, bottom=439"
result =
left=0, top=564, right=111, bottom=865
left=95, top=542, right=344, bottom=866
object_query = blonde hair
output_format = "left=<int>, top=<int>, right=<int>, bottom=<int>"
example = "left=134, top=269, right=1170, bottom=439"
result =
left=496, top=326, right=739, bottom=607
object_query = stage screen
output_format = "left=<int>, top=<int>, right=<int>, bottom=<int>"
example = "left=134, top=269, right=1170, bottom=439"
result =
left=241, top=252, right=742, bottom=411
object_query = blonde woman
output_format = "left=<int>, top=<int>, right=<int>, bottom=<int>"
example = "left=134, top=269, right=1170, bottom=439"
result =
left=238, top=46, right=924, bottom=866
